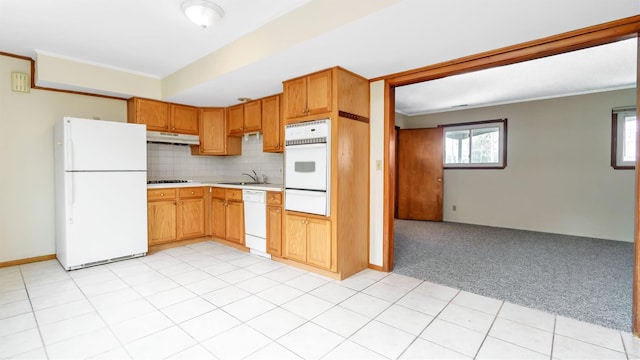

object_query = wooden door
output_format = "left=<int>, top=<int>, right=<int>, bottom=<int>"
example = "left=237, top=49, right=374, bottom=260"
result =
left=198, top=108, right=226, bottom=155
left=211, top=198, right=226, bottom=239
left=137, top=98, right=169, bottom=132
left=170, top=104, right=199, bottom=135
left=306, top=218, right=332, bottom=270
left=243, top=100, right=262, bottom=132
left=284, top=214, right=307, bottom=262
left=147, top=201, right=177, bottom=245
left=226, top=104, right=244, bottom=136
left=306, top=70, right=332, bottom=116
left=178, top=198, right=205, bottom=239
left=262, top=95, right=282, bottom=152
left=283, top=77, right=307, bottom=119
left=266, top=205, right=282, bottom=256
left=226, top=201, right=244, bottom=244
left=397, top=128, right=444, bottom=221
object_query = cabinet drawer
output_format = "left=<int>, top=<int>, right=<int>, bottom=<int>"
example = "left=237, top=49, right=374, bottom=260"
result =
left=226, top=189, right=243, bottom=201
left=267, top=191, right=282, bottom=205
left=148, top=188, right=177, bottom=201
left=211, top=187, right=225, bottom=199
left=179, top=187, right=204, bottom=199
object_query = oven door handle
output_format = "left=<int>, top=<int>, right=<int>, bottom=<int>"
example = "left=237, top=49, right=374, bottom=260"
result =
left=285, top=142, right=326, bottom=149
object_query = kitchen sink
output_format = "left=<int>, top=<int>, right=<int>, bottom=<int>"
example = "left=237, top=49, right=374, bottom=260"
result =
left=218, top=182, right=256, bottom=185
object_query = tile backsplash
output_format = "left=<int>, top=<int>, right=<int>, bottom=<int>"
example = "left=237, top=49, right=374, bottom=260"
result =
left=147, top=135, right=284, bottom=183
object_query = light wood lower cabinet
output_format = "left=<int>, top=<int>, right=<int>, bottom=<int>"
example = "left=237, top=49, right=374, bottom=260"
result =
left=284, top=213, right=331, bottom=270
left=147, top=189, right=177, bottom=246
left=177, top=187, right=205, bottom=239
left=266, top=191, right=283, bottom=256
left=211, top=187, right=244, bottom=245
left=148, top=187, right=205, bottom=247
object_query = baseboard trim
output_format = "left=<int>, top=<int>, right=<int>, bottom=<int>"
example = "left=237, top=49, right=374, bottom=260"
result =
left=148, top=237, right=212, bottom=254
left=0, top=254, right=57, bottom=268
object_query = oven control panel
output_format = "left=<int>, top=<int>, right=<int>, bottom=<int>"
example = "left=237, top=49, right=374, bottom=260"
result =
left=285, top=119, right=330, bottom=144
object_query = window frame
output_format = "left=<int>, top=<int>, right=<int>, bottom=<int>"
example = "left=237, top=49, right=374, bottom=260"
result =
left=610, top=107, right=636, bottom=170
left=440, top=118, right=507, bottom=169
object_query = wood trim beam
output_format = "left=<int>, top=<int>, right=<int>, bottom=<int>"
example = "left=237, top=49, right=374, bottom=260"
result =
left=376, top=15, right=640, bottom=87
left=382, top=82, right=395, bottom=271
left=634, top=33, right=640, bottom=337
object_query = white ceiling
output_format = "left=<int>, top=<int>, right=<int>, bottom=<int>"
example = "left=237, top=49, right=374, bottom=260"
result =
left=0, top=0, right=638, bottom=114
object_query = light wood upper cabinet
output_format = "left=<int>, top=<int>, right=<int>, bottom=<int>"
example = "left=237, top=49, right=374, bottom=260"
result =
left=261, top=94, right=283, bottom=153
left=128, top=98, right=169, bottom=132
left=243, top=100, right=262, bottom=133
left=226, top=104, right=244, bottom=136
left=170, top=104, right=199, bottom=135
left=226, top=100, right=262, bottom=136
left=284, top=213, right=332, bottom=270
left=283, top=69, right=332, bottom=120
left=194, top=108, right=241, bottom=156
left=127, top=97, right=198, bottom=135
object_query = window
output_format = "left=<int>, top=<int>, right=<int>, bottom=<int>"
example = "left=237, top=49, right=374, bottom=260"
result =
left=442, top=119, right=507, bottom=169
left=611, top=107, right=636, bottom=169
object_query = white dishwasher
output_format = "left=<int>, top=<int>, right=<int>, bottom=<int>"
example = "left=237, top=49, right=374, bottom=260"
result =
left=242, top=189, right=270, bottom=258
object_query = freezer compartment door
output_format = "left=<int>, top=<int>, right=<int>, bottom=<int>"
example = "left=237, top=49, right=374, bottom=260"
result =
left=60, top=117, right=147, bottom=171
left=58, top=171, right=148, bottom=269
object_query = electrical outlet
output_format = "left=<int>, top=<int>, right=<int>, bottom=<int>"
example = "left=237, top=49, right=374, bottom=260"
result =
left=452, top=205, right=457, bottom=211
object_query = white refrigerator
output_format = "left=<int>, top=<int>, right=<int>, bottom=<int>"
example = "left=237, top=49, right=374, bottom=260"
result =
left=54, top=117, right=148, bottom=270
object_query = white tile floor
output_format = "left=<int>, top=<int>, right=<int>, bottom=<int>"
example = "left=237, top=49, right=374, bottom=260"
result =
left=1, top=241, right=639, bottom=360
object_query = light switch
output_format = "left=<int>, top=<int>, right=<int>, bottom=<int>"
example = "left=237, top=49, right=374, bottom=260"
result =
left=376, top=160, right=382, bottom=171
left=11, top=72, right=30, bottom=93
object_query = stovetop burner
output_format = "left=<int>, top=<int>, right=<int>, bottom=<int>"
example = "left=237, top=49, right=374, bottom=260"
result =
left=147, top=180, right=192, bottom=184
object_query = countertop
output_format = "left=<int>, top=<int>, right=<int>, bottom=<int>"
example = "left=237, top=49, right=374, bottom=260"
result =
left=147, top=182, right=283, bottom=192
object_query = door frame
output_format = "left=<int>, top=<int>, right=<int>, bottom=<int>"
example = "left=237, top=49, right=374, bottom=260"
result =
left=373, top=15, right=640, bottom=334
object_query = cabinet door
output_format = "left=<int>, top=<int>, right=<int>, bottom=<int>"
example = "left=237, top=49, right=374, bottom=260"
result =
left=306, top=70, right=332, bottom=116
left=137, top=98, right=169, bottom=132
left=199, top=108, right=226, bottom=154
left=243, top=100, right=262, bottom=133
left=283, top=77, right=307, bottom=119
left=226, top=104, right=244, bottom=136
left=178, top=198, right=205, bottom=239
left=284, top=214, right=307, bottom=262
left=262, top=95, right=282, bottom=152
left=147, top=200, right=177, bottom=245
left=266, top=205, right=282, bottom=256
left=306, top=218, right=332, bottom=269
left=211, top=198, right=226, bottom=239
left=226, top=201, right=245, bottom=244
left=170, top=104, right=199, bottom=135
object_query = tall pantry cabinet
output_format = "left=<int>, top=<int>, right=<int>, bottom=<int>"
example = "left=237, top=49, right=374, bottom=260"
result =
left=281, top=66, right=370, bottom=280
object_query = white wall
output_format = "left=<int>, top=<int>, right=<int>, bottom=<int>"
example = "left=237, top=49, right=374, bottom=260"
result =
left=0, top=55, right=127, bottom=262
left=402, top=89, right=636, bottom=242
left=369, top=81, right=385, bottom=266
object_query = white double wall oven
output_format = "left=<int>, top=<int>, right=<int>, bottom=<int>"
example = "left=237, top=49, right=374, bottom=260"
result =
left=284, top=119, right=331, bottom=217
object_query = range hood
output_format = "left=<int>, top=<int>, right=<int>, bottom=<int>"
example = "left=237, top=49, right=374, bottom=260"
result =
left=146, top=131, right=199, bottom=145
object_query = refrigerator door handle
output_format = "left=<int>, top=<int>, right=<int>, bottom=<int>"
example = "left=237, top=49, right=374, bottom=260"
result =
left=66, top=173, right=74, bottom=224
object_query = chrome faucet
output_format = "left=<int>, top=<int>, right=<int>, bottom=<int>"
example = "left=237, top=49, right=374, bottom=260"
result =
left=242, top=170, right=259, bottom=184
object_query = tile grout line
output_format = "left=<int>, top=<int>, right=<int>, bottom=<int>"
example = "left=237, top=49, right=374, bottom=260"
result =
left=472, top=299, right=504, bottom=359
left=18, top=265, right=50, bottom=360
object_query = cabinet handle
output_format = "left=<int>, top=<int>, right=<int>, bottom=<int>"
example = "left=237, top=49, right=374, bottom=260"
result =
left=191, top=191, right=194, bottom=195
left=172, top=127, right=176, bottom=130
left=276, top=209, right=281, bottom=213
left=160, top=193, right=164, bottom=197
left=275, top=144, right=279, bottom=149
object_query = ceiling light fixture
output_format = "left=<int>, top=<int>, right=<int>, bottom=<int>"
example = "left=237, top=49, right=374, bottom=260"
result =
left=181, top=0, right=224, bottom=28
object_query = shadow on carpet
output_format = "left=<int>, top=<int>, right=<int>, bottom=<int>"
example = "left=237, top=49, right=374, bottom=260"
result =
left=392, top=219, right=633, bottom=331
